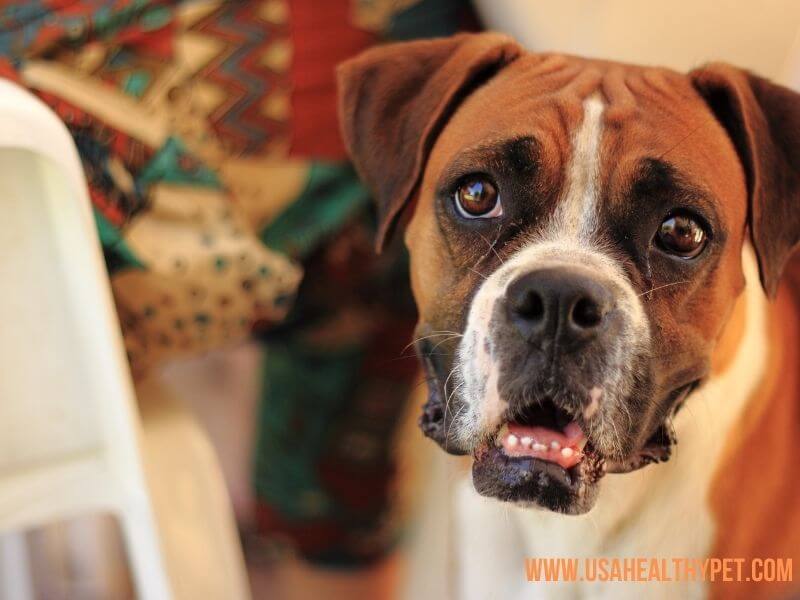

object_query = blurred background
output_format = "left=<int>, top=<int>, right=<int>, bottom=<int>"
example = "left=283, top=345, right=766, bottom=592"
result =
left=0, top=1, right=799, bottom=599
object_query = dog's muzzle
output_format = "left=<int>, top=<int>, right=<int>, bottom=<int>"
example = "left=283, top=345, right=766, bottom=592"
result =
left=417, top=247, right=675, bottom=513
left=487, top=266, right=625, bottom=473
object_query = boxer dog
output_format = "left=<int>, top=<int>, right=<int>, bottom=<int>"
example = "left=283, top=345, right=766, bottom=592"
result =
left=338, top=33, right=800, bottom=599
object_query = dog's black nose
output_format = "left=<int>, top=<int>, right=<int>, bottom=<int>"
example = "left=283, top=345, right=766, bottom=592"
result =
left=506, top=267, right=613, bottom=348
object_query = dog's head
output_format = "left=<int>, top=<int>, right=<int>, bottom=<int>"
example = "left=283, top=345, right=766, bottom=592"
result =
left=338, top=33, right=800, bottom=513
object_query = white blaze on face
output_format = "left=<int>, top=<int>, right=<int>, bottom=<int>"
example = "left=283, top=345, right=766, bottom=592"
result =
left=454, top=94, right=651, bottom=448
left=553, top=94, right=606, bottom=239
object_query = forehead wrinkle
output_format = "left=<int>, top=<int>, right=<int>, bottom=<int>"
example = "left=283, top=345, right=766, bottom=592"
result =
left=642, top=69, right=698, bottom=101
left=563, top=67, right=605, bottom=99
left=602, top=68, right=637, bottom=124
left=528, top=53, right=571, bottom=77
left=513, top=56, right=602, bottom=103
left=619, top=70, right=703, bottom=125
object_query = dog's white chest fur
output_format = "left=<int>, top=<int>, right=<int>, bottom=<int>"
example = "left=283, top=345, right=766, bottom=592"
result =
left=447, top=248, right=767, bottom=600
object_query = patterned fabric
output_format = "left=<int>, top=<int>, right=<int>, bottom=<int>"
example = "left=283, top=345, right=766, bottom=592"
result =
left=0, top=0, right=476, bottom=566
left=1, top=0, right=306, bottom=373
left=255, top=213, right=418, bottom=566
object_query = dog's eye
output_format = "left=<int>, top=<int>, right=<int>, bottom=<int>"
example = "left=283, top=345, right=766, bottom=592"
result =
left=655, top=213, right=707, bottom=258
left=454, top=177, right=502, bottom=219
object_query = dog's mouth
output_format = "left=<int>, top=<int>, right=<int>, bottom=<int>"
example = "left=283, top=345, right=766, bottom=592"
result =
left=471, top=397, right=600, bottom=509
left=469, top=399, right=600, bottom=511
left=417, top=338, right=698, bottom=511
left=467, top=384, right=695, bottom=512
left=494, top=399, right=589, bottom=470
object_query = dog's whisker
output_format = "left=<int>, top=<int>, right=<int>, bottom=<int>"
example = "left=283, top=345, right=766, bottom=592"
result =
left=429, top=334, right=462, bottom=354
left=446, top=399, right=468, bottom=446
left=466, top=266, right=488, bottom=280
left=376, top=351, right=454, bottom=366
left=401, top=331, right=463, bottom=355
left=474, top=229, right=505, bottom=265
left=442, top=362, right=460, bottom=398
left=442, top=364, right=459, bottom=410
left=409, top=376, right=435, bottom=393
left=443, top=379, right=465, bottom=451
left=383, top=334, right=461, bottom=365
left=638, top=280, right=690, bottom=297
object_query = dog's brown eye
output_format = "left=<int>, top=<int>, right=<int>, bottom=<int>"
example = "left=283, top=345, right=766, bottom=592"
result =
left=656, top=213, right=707, bottom=258
left=454, top=177, right=502, bottom=219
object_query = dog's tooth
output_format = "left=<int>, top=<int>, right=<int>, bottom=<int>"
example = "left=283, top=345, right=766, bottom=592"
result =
left=507, top=434, right=519, bottom=448
left=550, top=441, right=561, bottom=451
left=561, top=447, right=574, bottom=458
left=532, top=443, right=547, bottom=452
left=577, top=438, right=588, bottom=451
left=520, top=436, right=533, bottom=448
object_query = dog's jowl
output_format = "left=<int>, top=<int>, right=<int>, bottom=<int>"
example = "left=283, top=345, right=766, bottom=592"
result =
left=339, top=32, right=800, bottom=599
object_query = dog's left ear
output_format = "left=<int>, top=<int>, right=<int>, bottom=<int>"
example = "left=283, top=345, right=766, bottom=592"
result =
left=337, top=33, right=522, bottom=251
left=691, top=64, right=800, bottom=297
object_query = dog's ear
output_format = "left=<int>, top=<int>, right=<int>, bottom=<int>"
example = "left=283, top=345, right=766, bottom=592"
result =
left=691, top=64, right=800, bottom=297
left=337, top=33, right=522, bottom=250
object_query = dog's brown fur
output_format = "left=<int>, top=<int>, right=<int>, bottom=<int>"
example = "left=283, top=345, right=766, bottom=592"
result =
left=709, top=257, right=800, bottom=600
left=338, top=32, right=800, bottom=597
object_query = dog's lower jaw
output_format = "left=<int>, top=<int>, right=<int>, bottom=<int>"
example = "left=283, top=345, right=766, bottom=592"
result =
left=467, top=406, right=682, bottom=514
left=472, top=443, right=603, bottom=514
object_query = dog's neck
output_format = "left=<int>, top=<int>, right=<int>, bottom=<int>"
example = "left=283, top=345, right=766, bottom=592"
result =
left=706, top=252, right=800, bottom=600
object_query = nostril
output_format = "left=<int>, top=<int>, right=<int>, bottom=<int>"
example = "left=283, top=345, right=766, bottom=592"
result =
left=571, top=297, right=603, bottom=329
left=514, top=290, right=545, bottom=322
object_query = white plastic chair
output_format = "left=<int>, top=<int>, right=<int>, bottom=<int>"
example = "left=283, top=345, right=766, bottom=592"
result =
left=0, top=79, right=250, bottom=599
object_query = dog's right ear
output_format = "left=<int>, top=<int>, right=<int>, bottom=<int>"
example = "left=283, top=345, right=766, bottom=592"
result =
left=691, top=64, right=800, bottom=298
left=337, top=33, right=522, bottom=251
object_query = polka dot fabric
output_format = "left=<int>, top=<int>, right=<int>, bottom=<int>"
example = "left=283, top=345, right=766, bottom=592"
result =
left=115, top=185, right=301, bottom=374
